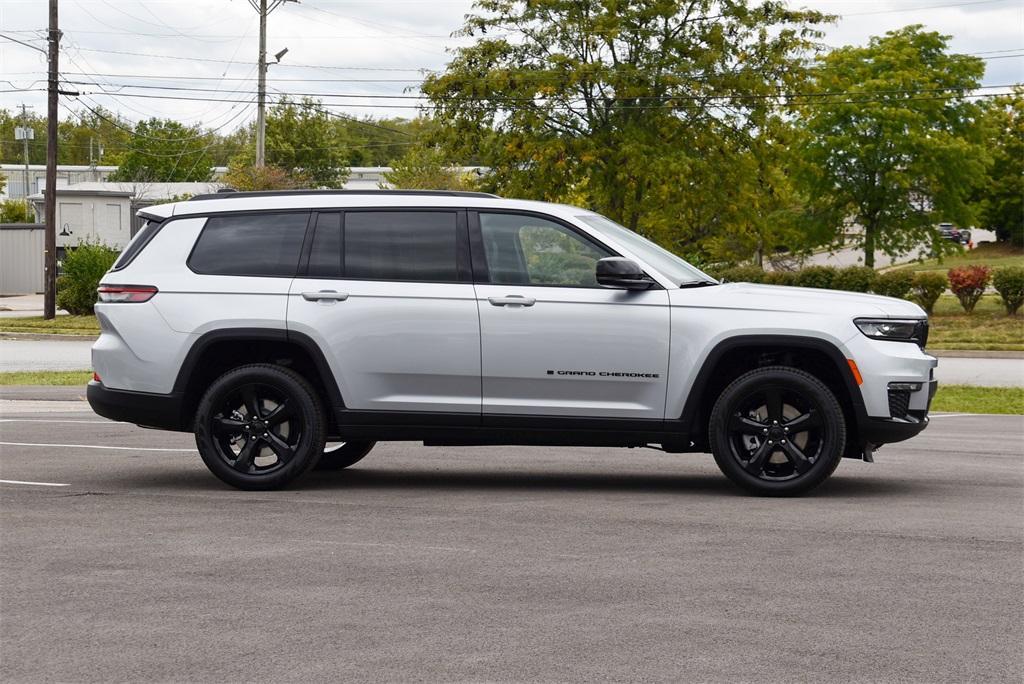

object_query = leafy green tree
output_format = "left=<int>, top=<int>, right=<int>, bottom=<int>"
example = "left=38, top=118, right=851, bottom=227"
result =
left=422, top=0, right=831, bottom=256
left=266, top=98, right=349, bottom=187
left=108, top=118, right=214, bottom=182
left=0, top=198, right=33, bottom=222
left=383, top=145, right=480, bottom=190
left=794, top=26, right=987, bottom=267
left=975, top=90, right=1023, bottom=246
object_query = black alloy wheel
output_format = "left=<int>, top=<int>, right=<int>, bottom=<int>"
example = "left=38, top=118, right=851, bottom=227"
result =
left=709, top=366, right=846, bottom=496
left=194, top=364, right=325, bottom=490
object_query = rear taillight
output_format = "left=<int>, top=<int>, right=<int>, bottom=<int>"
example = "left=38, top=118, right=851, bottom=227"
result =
left=97, top=285, right=158, bottom=303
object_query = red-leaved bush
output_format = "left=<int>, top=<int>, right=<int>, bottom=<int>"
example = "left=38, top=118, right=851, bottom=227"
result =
left=947, top=265, right=991, bottom=314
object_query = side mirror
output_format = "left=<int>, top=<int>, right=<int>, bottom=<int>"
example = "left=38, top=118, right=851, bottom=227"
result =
left=596, top=257, right=655, bottom=290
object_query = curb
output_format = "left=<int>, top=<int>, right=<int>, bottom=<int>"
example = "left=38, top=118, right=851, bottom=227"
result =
left=930, top=349, right=1024, bottom=359
left=0, top=332, right=98, bottom=342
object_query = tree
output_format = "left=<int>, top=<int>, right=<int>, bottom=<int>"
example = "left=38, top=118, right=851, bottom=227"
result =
left=0, top=198, right=32, bottom=223
left=266, top=98, right=349, bottom=187
left=108, top=118, right=215, bottom=182
left=422, top=0, right=831, bottom=257
left=975, top=89, right=1023, bottom=246
left=383, top=145, right=480, bottom=190
left=222, top=153, right=311, bottom=191
left=794, top=26, right=987, bottom=267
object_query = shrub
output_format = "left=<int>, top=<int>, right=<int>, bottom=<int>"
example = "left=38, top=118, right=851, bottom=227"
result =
left=947, top=265, right=992, bottom=314
left=56, top=239, right=119, bottom=315
left=832, top=266, right=876, bottom=293
left=763, top=270, right=798, bottom=286
left=794, top=265, right=836, bottom=289
left=872, top=270, right=914, bottom=300
left=716, top=265, right=766, bottom=284
left=992, top=266, right=1024, bottom=315
left=910, top=272, right=948, bottom=315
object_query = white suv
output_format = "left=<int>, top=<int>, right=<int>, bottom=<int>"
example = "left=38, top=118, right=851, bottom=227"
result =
left=88, top=190, right=937, bottom=494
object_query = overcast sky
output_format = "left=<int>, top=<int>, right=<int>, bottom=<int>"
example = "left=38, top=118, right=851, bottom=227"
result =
left=1, top=0, right=1021, bottom=132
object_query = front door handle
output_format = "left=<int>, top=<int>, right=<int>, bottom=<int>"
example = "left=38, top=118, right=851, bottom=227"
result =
left=488, top=295, right=536, bottom=307
left=301, top=290, right=349, bottom=302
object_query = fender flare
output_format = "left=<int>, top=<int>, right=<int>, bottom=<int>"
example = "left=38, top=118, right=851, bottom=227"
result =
left=676, top=334, right=868, bottom=436
left=171, top=327, right=344, bottom=409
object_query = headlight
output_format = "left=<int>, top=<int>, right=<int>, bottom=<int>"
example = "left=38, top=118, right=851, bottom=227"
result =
left=854, top=318, right=928, bottom=346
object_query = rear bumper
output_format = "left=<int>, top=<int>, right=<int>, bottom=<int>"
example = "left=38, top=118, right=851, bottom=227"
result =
left=87, top=381, right=187, bottom=431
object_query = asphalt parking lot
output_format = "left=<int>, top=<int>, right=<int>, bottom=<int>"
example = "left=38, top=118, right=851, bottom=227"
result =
left=1, top=399, right=1022, bottom=682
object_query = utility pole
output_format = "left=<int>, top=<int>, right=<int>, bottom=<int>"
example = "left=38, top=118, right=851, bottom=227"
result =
left=44, top=0, right=59, bottom=319
left=17, top=104, right=33, bottom=215
left=256, top=0, right=267, bottom=167
left=251, top=0, right=294, bottom=167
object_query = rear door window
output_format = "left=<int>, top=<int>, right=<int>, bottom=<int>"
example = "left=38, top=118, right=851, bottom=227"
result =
left=188, top=212, right=309, bottom=277
left=343, top=211, right=460, bottom=282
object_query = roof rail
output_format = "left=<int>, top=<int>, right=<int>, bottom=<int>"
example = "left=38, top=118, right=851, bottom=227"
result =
left=187, top=189, right=500, bottom=201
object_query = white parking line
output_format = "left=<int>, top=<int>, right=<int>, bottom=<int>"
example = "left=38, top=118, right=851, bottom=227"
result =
left=0, top=479, right=70, bottom=487
left=0, top=419, right=117, bottom=424
left=0, top=441, right=194, bottom=452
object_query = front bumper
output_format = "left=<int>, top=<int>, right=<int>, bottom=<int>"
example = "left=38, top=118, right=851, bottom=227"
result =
left=87, top=381, right=187, bottom=431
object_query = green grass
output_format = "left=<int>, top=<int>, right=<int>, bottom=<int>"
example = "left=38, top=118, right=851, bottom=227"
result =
left=895, top=241, right=1024, bottom=273
left=928, top=294, right=1024, bottom=351
left=0, top=370, right=92, bottom=386
left=0, top=315, right=99, bottom=336
left=931, top=385, right=1024, bottom=415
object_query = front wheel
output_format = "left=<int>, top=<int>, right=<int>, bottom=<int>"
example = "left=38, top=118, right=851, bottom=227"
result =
left=194, top=364, right=326, bottom=490
left=708, top=366, right=846, bottom=496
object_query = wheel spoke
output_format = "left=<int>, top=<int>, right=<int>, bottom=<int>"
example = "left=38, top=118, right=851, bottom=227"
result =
left=782, top=441, right=812, bottom=474
left=728, top=414, right=766, bottom=435
left=784, top=411, right=820, bottom=433
left=742, top=441, right=773, bottom=475
left=232, top=439, right=258, bottom=473
left=263, top=431, right=296, bottom=464
left=240, top=385, right=261, bottom=419
left=263, top=401, right=293, bottom=426
left=764, top=388, right=784, bottom=422
left=212, top=416, right=246, bottom=435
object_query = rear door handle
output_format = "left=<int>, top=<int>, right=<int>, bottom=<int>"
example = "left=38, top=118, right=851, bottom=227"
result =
left=488, top=295, right=536, bottom=307
left=301, top=290, right=349, bottom=302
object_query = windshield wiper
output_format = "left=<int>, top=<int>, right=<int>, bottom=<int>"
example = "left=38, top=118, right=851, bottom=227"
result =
left=677, top=280, right=720, bottom=289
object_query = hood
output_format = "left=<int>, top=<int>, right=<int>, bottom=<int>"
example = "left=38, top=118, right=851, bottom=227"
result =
left=685, top=282, right=927, bottom=318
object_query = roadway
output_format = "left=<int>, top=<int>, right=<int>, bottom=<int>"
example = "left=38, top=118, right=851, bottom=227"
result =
left=1, top=398, right=1021, bottom=682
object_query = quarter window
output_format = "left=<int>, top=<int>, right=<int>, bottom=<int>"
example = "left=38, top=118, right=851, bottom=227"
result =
left=344, top=211, right=459, bottom=282
left=479, top=213, right=611, bottom=287
left=189, top=212, right=309, bottom=277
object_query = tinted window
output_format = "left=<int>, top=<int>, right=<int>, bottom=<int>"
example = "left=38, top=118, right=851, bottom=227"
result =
left=307, top=212, right=341, bottom=278
left=111, top=219, right=162, bottom=271
left=344, top=211, right=458, bottom=282
left=479, top=213, right=610, bottom=287
left=189, top=212, right=308, bottom=277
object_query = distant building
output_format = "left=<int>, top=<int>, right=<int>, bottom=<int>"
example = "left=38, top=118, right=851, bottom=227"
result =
left=0, top=164, right=230, bottom=201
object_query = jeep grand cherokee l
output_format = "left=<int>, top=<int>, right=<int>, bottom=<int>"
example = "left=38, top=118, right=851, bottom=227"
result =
left=88, top=190, right=937, bottom=495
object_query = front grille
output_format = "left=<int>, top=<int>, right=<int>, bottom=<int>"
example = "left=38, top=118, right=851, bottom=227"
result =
left=888, top=389, right=911, bottom=419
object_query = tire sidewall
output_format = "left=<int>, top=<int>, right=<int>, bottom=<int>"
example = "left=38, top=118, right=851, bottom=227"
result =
left=194, top=365, right=326, bottom=490
left=709, top=367, right=846, bottom=496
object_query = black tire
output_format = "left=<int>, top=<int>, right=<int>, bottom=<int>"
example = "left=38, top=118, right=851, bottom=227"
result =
left=315, top=441, right=376, bottom=471
left=708, top=366, right=846, bottom=496
left=194, top=364, right=326, bottom=490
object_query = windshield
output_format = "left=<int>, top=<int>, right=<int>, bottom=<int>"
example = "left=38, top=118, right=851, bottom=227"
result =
left=576, top=214, right=716, bottom=286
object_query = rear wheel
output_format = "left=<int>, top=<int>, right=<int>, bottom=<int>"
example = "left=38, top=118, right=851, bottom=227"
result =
left=194, top=364, right=326, bottom=490
left=709, top=366, right=846, bottom=496
left=315, top=441, right=376, bottom=470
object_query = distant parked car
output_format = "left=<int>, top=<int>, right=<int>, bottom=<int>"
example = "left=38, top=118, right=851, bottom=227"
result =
left=938, top=223, right=971, bottom=245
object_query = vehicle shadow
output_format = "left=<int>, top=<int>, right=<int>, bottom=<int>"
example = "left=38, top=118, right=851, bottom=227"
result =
left=121, top=465, right=917, bottom=499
